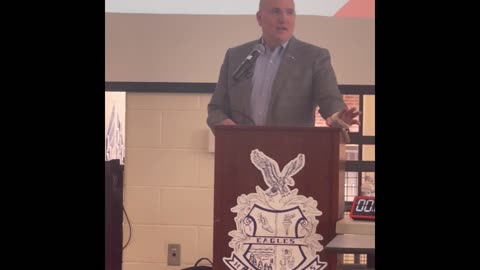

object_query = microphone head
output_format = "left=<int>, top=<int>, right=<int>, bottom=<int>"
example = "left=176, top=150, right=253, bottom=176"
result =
left=253, top=43, right=265, bottom=55
left=233, top=43, right=265, bottom=81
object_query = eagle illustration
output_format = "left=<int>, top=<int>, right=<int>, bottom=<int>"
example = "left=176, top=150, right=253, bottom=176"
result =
left=250, top=149, right=305, bottom=196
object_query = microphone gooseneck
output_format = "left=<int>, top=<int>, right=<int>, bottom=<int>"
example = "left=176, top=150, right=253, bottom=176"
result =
left=232, top=44, right=265, bottom=81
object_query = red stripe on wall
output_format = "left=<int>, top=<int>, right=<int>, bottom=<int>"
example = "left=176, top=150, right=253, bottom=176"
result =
left=335, top=0, right=375, bottom=18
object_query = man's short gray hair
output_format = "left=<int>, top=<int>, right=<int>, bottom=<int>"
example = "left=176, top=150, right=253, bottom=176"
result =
left=259, top=0, right=295, bottom=10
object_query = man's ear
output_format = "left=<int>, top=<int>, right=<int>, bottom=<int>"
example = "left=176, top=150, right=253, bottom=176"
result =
left=256, top=11, right=262, bottom=26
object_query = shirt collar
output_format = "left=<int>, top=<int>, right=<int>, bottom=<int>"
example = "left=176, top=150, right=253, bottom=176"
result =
left=261, top=37, right=290, bottom=52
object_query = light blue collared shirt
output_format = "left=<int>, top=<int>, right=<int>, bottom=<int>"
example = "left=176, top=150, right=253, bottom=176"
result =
left=250, top=40, right=289, bottom=125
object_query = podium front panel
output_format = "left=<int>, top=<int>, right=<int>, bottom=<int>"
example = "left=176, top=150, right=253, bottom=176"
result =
left=213, top=126, right=345, bottom=270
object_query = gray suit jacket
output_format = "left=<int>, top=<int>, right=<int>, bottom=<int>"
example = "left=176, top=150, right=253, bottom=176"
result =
left=207, top=36, right=346, bottom=131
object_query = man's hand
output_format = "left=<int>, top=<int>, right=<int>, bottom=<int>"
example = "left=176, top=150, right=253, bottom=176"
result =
left=220, top=118, right=237, bottom=125
left=211, top=118, right=237, bottom=135
left=338, top=107, right=361, bottom=126
left=326, top=107, right=361, bottom=128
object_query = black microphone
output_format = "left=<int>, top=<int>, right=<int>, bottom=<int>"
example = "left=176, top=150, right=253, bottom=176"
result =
left=232, top=44, right=265, bottom=81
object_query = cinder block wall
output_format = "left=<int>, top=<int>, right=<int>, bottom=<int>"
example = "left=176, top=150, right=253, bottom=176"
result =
left=123, top=93, right=215, bottom=270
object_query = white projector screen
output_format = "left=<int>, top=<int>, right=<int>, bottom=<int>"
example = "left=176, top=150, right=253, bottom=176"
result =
left=105, top=0, right=350, bottom=16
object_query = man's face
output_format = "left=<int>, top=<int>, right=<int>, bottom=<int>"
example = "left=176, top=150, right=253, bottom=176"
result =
left=256, top=0, right=296, bottom=48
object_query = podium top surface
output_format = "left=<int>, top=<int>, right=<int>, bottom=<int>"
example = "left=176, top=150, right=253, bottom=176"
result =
left=214, top=125, right=344, bottom=133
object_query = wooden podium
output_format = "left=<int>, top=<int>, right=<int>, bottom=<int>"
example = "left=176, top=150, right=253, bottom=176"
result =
left=213, top=126, right=345, bottom=270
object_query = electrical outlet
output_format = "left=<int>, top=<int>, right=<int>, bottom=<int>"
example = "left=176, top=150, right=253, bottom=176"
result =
left=167, top=244, right=181, bottom=266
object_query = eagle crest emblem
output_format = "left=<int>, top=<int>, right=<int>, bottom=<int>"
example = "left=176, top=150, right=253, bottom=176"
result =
left=223, top=149, right=328, bottom=270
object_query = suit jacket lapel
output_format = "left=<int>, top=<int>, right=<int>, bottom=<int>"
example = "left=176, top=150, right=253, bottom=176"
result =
left=267, top=37, right=299, bottom=123
left=238, top=73, right=254, bottom=120
left=240, top=39, right=265, bottom=123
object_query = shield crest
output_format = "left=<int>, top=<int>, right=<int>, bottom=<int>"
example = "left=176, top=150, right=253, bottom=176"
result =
left=242, top=205, right=308, bottom=269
